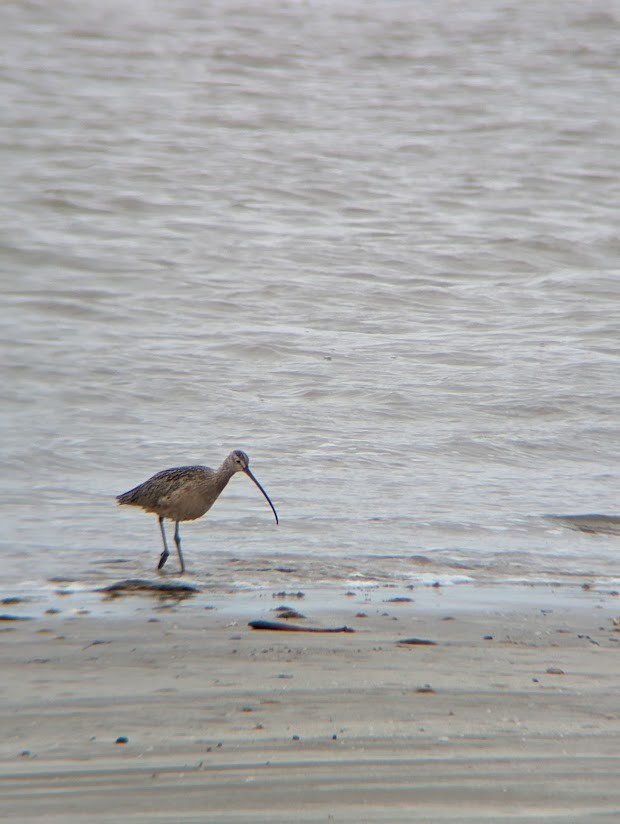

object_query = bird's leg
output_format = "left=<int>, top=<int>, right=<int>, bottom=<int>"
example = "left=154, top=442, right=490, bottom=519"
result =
left=174, top=521, right=186, bottom=574
left=157, top=516, right=170, bottom=570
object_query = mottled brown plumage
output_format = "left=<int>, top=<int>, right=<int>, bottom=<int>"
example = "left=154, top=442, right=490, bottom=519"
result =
left=117, top=450, right=278, bottom=574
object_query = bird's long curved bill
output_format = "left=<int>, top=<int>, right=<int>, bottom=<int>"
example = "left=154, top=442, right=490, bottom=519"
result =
left=244, top=468, right=279, bottom=524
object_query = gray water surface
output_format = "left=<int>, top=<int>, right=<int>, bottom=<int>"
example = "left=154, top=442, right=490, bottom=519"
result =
left=2, top=1, right=619, bottom=595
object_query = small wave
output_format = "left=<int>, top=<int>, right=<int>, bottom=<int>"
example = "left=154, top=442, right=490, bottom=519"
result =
left=547, top=514, right=620, bottom=536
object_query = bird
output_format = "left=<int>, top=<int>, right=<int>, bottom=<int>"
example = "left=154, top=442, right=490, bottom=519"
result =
left=116, top=450, right=278, bottom=574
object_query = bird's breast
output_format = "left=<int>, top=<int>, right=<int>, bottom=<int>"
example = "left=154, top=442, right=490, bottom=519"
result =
left=157, top=479, right=215, bottom=521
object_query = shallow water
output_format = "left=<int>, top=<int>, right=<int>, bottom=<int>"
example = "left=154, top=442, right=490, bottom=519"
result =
left=2, top=0, right=619, bottom=597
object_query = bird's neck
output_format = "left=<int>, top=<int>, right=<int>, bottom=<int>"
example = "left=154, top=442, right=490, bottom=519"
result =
left=214, top=463, right=237, bottom=493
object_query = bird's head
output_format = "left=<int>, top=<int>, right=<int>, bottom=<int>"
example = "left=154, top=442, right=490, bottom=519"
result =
left=227, top=449, right=250, bottom=473
left=225, top=449, right=279, bottom=524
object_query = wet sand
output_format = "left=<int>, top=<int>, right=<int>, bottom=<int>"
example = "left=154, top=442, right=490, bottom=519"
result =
left=1, top=584, right=620, bottom=822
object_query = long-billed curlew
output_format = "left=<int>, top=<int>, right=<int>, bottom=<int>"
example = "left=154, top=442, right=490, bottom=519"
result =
left=116, top=450, right=278, bottom=574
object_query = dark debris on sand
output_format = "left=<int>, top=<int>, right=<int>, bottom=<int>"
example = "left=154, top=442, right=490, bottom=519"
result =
left=99, top=579, right=200, bottom=599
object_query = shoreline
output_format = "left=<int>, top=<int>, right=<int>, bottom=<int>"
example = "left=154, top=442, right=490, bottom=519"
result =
left=2, top=582, right=620, bottom=821
left=2, top=577, right=619, bottom=622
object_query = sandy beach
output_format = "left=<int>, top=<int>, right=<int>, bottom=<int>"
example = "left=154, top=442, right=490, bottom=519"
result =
left=1, top=582, right=620, bottom=823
